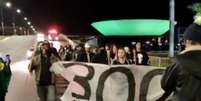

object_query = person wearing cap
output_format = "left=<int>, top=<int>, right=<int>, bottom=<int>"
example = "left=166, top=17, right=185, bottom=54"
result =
left=157, top=20, right=201, bottom=101
left=76, top=43, right=94, bottom=62
left=29, top=41, right=60, bottom=101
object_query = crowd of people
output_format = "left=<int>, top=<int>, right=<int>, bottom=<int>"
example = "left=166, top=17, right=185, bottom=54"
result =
left=0, top=37, right=153, bottom=101
left=26, top=40, right=150, bottom=101
left=2, top=20, right=201, bottom=101
left=133, top=37, right=186, bottom=52
left=57, top=42, right=150, bottom=65
left=2, top=21, right=201, bottom=101
left=31, top=20, right=201, bottom=101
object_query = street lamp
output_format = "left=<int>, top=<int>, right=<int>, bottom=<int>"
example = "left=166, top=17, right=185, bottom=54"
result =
left=1, top=2, right=12, bottom=35
left=1, top=7, right=4, bottom=35
left=24, top=17, right=27, bottom=21
left=12, top=8, right=22, bottom=34
left=5, top=2, right=12, bottom=8
left=16, top=9, right=21, bottom=14
left=27, top=21, right=31, bottom=25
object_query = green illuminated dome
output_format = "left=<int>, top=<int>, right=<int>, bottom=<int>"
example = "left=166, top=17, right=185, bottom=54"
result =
left=91, top=19, right=170, bottom=36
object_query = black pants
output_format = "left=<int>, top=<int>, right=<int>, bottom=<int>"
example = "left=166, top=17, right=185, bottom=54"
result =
left=0, top=93, right=6, bottom=101
left=37, top=85, right=55, bottom=101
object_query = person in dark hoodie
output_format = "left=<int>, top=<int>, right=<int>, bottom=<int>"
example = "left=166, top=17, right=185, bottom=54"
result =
left=76, top=43, right=94, bottom=62
left=157, top=21, right=201, bottom=101
left=91, top=45, right=108, bottom=64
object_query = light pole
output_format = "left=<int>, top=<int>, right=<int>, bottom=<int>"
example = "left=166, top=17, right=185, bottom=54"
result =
left=23, top=17, right=28, bottom=35
left=169, top=0, right=175, bottom=57
left=0, top=0, right=6, bottom=35
left=12, top=13, right=16, bottom=35
left=1, top=6, right=5, bottom=35
left=12, top=8, right=21, bottom=35
left=0, top=2, right=12, bottom=35
left=1, top=2, right=36, bottom=35
left=5, top=2, right=12, bottom=35
left=27, top=21, right=31, bottom=35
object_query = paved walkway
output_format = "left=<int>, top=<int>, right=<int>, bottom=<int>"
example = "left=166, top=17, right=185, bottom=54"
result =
left=6, top=60, right=39, bottom=101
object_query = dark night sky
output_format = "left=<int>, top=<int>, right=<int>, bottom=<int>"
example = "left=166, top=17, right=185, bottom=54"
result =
left=9, top=0, right=201, bottom=35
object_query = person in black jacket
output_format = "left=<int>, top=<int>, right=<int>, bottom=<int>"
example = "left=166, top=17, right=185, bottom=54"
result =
left=76, top=43, right=94, bottom=62
left=64, top=44, right=73, bottom=61
left=50, top=42, right=61, bottom=60
left=92, top=45, right=108, bottom=64
left=135, top=42, right=149, bottom=65
left=158, top=22, right=201, bottom=101
left=29, top=41, right=59, bottom=101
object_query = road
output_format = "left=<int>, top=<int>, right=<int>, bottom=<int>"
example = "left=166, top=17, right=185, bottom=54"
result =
left=0, top=35, right=39, bottom=101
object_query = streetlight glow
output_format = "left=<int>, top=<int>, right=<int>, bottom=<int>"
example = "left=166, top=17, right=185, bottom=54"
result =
left=5, top=2, right=12, bottom=8
left=24, top=17, right=28, bottom=21
left=27, top=21, right=31, bottom=25
left=16, top=9, right=21, bottom=13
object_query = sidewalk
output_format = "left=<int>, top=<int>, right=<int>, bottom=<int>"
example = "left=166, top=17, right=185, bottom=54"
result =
left=6, top=60, right=39, bottom=101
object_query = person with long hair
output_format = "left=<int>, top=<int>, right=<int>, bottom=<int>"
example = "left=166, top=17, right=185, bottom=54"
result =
left=29, top=41, right=60, bottom=101
left=58, top=45, right=65, bottom=60
left=110, top=44, right=118, bottom=60
left=112, top=48, right=130, bottom=65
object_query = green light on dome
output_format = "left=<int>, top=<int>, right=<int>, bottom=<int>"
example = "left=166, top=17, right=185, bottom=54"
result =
left=91, top=19, right=170, bottom=36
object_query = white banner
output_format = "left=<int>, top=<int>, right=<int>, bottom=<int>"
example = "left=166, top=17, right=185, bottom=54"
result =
left=51, top=62, right=165, bottom=101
